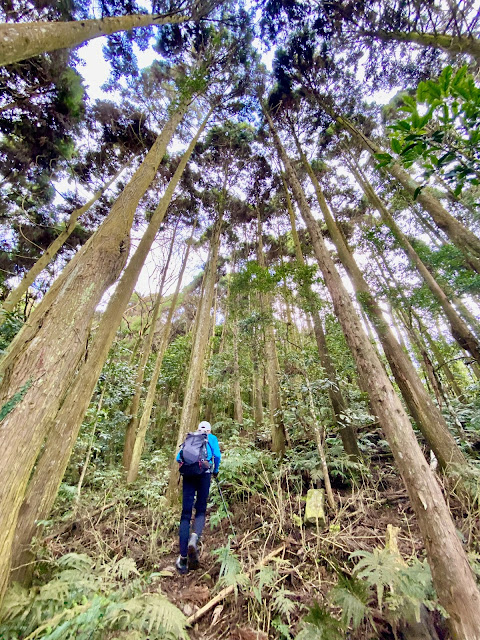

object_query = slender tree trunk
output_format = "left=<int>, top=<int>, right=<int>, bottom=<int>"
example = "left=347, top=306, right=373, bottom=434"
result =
left=166, top=211, right=224, bottom=501
left=126, top=227, right=195, bottom=484
left=305, top=376, right=336, bottom=512
left=321, top=106, right=480, bottom=272
left=123, top=223, right=178, bottom=472
left=256, top=214, right=286, bottom=456
left=265, top=107, right=480, bottom=638
left=0, top=13, right=189, bottom=67
left=348, top=156, right=480, bottom=366
left=75, top=382, right=108, bottom=507
left=282, top=175, right=360, bottom=459
left=1, top=165, right=126, bottom=317
left=7, top=111, right=210, bottom=588
left=293, top=131, right=466, bottom=472
left=361, top=29, right=480, bottom=62
left=232, top=318, right=243, bottom=424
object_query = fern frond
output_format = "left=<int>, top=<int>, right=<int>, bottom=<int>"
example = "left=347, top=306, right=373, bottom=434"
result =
left=273, top=588, right=296, bottom=622
left=351, top=548, right=401, bottom=610
left=113, top=558, right=140, bottom=581
left=57, top=553, right=94, bottom=573
left=134, top=593, right=188, bottom=638
left=296, top=602, right=344, bottom=640
left=330, top=575, right=370, bottom=629
left=0, top=582, right=32, bottom=621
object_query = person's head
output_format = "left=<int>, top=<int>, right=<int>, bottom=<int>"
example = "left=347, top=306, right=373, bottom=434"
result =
left=197, top=420, right=212, bottom=434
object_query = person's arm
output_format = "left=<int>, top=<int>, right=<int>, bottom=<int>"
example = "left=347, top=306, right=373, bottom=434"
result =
left=209, top=435, right=221, bottom=473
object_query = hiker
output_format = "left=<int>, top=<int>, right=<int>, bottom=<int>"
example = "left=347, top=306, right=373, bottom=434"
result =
left=176, top=420, right=221, bottom=574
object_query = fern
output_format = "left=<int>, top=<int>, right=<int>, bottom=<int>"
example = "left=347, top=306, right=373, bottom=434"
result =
left=252, top=565, right=276, bottom=604
left=0, top=552, right=189, bottom=640
left=273, top=588, right=297, bottom=623
left=212, top=545, right=250, bottom=596
left=330, top=575, right=370, bottom=629
left=351, top=547, right=401, bottom=610
left=295, top=602, right=344, bottom=640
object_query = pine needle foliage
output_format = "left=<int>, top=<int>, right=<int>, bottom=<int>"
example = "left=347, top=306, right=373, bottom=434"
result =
left=0, top=553, right=188, bottom=640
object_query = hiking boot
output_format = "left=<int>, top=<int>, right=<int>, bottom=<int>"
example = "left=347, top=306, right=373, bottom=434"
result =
left=187, top=533, right=199, bottom=570
left=175, top=555, right=188, bottom=575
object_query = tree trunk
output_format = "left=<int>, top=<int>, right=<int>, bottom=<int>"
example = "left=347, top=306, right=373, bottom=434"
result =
left=126, top=225, right=195, bottom=484
left=256, top=214, right=286, bottom=456
left=1, top=164, right=126, bottom=317
left=123, top=223, right=177, bottom=472
left=6, top=110, right=209, bottom=589
left=348, top=156, right=480, bottom=367
left=166, top=211, right=224, bottom=501
left=0, top=13, right=189, bottom=67
left=361, top=29, right=480, bottom=63
left=293, top=133, right=466, bottom=472
left=282, top=174, right=360, bottom=460
left=326, top=108, right=480, bottom=273
left=232, top=318, right=243, bottom=424
left=265, top=107, right=480, bottom=638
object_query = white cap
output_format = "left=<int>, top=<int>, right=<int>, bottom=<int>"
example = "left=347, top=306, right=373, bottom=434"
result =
left=198, top=420, right=211, bottom=433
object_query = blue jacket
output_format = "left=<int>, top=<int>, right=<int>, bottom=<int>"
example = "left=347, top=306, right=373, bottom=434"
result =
left=177, top=433, right=221, bottom=473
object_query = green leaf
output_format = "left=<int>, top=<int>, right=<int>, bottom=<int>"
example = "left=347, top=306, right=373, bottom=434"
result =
left=391, top=138, right=402, bottom=154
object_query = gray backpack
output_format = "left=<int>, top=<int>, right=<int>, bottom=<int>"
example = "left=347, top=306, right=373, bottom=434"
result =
left=179, top=432, right=211, bottom=476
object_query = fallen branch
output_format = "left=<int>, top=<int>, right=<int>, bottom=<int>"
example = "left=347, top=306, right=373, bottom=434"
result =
left=186, top=543, right=286, bottom=626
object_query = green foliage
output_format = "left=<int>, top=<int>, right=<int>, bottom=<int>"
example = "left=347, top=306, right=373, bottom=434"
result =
left=330, top=575, right=370, bottom=629
left=351, top=548, right=440, bottom=624
left=0, top=553, right=188, bottom=640
left=295, top=602, right=345, bottom=640
left=212, top=545, right=250, bottom=596
left=382, top=65, right=480, bottom=196
left=0, top=309, right=23, bottom=354
left=0, top=378, right=32, bottom=422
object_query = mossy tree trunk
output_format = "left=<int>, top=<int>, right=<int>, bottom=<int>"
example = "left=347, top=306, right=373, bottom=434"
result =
left=166, top=211, right=224, bottom=501
left=123, top=220, right=179, bottom=472
left=0, top=13, right=190, bottom=67
left=256, top=214, right=286, bottom=456
left=361, top=29, right=480, bottom=63
left=126, top=223, right=196, bottom=484
left=6, top=108, right=208, bottom=588
left=265, top=106, right=480, bottom=639
left=282, top=174, right=360, bottom=460
left=348, top=156, right=480, bottom=367
left=292, top=132, right=466, bottom=474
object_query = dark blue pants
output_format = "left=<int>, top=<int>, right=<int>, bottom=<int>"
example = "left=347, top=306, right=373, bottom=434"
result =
left=179, top=473, right=211, bottom=557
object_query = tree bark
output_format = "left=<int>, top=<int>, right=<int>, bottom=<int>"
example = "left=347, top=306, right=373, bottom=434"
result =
left=6, top=109, right=209, bottom=591
left=282, top=174, right=360, bottom=460
left=0, top=13, right=189, bottom=67
left=265, top=106, right=480, bottom=639
left=256, top=214, right=286, bottom=456
left=361, top=29, right=480, bottom=63
left=1, top=165, right=126, bottom=317
left=348, top=156, right=480, bottom=367
left=292, top=132, right=466, bottom=472
left=123, top=219, right=179, bottom=472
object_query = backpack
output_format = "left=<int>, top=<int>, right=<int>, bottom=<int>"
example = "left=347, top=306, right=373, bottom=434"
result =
left=178, top=432, right=212, bottom=476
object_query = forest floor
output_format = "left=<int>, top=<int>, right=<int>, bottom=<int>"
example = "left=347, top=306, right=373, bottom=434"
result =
left=38, top=455, right=462, bottom=640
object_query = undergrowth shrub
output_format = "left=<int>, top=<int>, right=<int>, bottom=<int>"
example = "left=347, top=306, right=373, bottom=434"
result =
left=0, top=552, right=188, bottom=640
